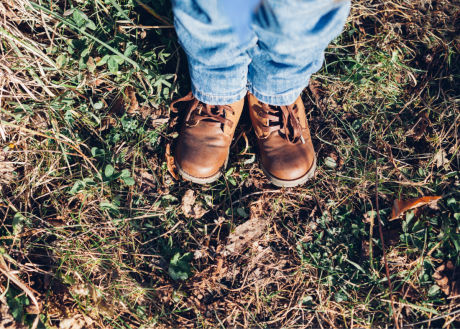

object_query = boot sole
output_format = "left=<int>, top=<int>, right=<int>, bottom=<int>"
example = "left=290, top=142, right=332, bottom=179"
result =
left=175, top=154, right=229, bottom=185
left=261, top=157, right=317, bottom=188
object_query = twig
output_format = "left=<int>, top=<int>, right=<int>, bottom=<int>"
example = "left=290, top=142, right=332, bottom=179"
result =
left=0, top=259, right=40, bottom=329
left=403, top=309, right=460, bottom=327
left=119, top=25, right=174, bottom=29
left=375, top=145, right=399, bottom=329
left=139, top=220, right=183, bottom=245
left=133, top=0, right=171, bottom=25
left=170, top=43, right=181, bottom=101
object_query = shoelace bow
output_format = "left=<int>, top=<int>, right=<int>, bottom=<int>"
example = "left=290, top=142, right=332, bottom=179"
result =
left=259, top=103, right=305, bottom=144
left=171, top=92, right=235, bottom=128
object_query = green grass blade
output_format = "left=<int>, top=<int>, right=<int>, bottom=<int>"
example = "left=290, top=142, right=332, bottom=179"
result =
left=28, top=1, right=157, bottom=78
left=107, top=0, right=135, bottom=24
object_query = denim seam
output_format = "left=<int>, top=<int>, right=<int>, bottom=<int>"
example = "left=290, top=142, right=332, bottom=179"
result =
left=193, top=84, right=248, bottom=100
left=249, top=82, right=307, bottom=98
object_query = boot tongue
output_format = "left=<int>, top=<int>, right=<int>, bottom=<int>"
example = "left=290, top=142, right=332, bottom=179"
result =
left=262, top=103, right=304, bottom=144
left=191, top=103, right=234, bottom=128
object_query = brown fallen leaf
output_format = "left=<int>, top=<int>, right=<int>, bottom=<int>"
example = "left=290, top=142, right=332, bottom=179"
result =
left=52, top=280, right=69, bottom=294
left=0, top=153, right=15, bottom=186
left=140, top=105, right=170, bottom=125
left=224, top=218, right=269, bottom=255
left=25, top=302, right=43, bottom=315
left=433, top=261, right=460, bottom=297
left=308, top=79, right=324, bottom=104
left=181, top=190, right=207, bottom=219
left=124, top=86, right=139, bottom=114
left=133, top=168, right=157, bottom=190
left=433, top=149, right=448, bottom=168
left=165, top=143, right=179, bottom=180
left=390, top=196, right=442, bottom=220
left=108, top=95, right=124, bottom=115
left=181, top=190, right=196, bottom=215
left=409, top=111, right=430, bottom=141
left=100, top=117, right=117, bottom=131
left=59, top=314, right=94, bottom=329
left=70, top=284, right=114, bottom=317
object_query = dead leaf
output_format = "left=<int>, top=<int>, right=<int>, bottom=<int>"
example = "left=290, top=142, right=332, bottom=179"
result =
left=59, top=314, right=94, bottom=329
left=308, top=79, right=324, bottom=103
left=100, top=117, right=117, bottom=131
left=52, top=280, right=69, bottom=294
left=87, top=57, right=96, bottom=73
left=93, top=78, right=104, bottom=86
left=133, top=168, right=157, bottom=189
left=125, top=86, right=139, bottom=114
left=409, top=111, right=430, bottom=141
left=70, top=283, right=96, bottom=297
left=140, top=105, right=170, bottom=125
left=181, top=190, right=206, bottom=218
left=181, top=190, right=196, bottom=215
left=390, top=196, right=442, bottom=220
left=433, top=261, right=460, bottom=297
left=433, top=149, right=448, bottom=168
left=25, top=302, right=42, bottom=314
left=0, top=153, right=15, bottom=186
left=166, top=143, right=179, bottom=180
left=44, top=272, right=52, bottom=288
left=108, top=96, right=124, bottom=115
left=192, top=204, right=206, bottom=219
left=69, top=284, right=114, bottom=317
left=213, top=255, right=224, bottom=278
left=224, top=218, right=269, bottom=255
left=194, top=249, right=205, bottom=259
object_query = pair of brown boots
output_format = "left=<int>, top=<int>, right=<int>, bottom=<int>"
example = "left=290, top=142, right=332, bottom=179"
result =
left=171, top=92, right=316, bottom=187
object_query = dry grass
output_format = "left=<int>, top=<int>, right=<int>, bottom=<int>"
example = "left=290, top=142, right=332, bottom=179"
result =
left=0, top=0, right=459, bottom=328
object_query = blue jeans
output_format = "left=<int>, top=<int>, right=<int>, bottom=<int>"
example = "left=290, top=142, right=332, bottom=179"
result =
left=172, top=0, right=350, bottom=106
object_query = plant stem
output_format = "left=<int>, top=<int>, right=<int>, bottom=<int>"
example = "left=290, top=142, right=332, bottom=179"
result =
left=375, top=144, right=399, bottom=329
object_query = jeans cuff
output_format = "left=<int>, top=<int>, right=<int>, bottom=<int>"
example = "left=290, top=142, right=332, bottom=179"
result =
left=248, top=82, right=308, bottom=106
left=192, top=84, right=247, bottom=105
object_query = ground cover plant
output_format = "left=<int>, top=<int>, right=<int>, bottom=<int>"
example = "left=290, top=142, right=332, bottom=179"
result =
left=0, top=0, right=460, bottom=327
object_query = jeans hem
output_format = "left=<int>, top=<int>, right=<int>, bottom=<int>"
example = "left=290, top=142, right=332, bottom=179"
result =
left=248, top=81, right=309, bottom=106
left=192, top=84, right=247, bottom=105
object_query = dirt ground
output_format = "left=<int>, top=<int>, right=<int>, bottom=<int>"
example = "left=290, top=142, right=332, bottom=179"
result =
left=1, top=0, right=460, bottom=328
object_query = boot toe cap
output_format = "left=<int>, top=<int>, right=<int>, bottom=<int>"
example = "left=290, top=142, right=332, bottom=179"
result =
left=263, top=159, right=311, bottom=181
left=177, top=154, right=222, bottom=179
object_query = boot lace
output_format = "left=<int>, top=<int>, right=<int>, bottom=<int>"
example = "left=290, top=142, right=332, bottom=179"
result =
left=171, top=92, right=235, bottom=128
left=258, top=103, right=305, bottom=144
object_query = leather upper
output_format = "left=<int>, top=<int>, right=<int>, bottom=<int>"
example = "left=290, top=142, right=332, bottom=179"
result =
left=173, top=92, right=244, bottom=179
left=248, top=93, right=315, bottom=181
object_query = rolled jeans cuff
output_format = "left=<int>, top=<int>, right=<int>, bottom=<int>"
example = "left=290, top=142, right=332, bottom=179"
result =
left=248, top=79, right=310, bottom=106
left=192, top=84, right=247, bottom=105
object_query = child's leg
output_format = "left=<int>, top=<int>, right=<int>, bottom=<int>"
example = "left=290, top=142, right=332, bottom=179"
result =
left=171, top=0, right=253, bottom=184
left=247, top=0, right=350, bottom=187
left=248, top=0, right=351, bottom=106
left=171, top=0, right=255, bottom=105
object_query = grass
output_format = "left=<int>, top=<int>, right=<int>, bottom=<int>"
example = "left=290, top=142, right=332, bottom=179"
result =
left=0, top=0, right=460, bottom=327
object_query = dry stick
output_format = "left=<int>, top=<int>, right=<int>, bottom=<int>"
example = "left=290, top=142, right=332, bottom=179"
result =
left=0, top=260, right=40, bottom=329
left=119, top=25, right=174, bottom=29
left=375, top=147, right=399, bottom=329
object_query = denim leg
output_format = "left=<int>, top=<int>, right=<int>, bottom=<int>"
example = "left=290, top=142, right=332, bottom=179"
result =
left=247, top=0, right=351, bottom=106
left=171, top=0, right=256, bottom=105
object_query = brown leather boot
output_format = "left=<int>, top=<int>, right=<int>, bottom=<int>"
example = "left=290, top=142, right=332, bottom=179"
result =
left=248, top=93, right=316, bottom=187
left=171, top=92, right=244, bottom=184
